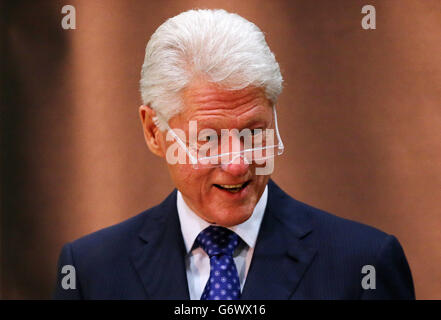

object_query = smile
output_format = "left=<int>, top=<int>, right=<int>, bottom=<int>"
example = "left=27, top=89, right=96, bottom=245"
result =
left=214, top=181, right=251, bottom=193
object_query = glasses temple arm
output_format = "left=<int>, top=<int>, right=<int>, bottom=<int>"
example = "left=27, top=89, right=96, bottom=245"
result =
left=273, top=106, right=285, bottom=152
left=162, top=122, right=198, bottom=165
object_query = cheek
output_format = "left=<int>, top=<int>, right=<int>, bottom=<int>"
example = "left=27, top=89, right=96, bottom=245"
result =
left=168, top=165, right=208, bottom=192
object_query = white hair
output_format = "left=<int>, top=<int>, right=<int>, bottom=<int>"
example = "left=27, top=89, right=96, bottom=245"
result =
left=139, top=9, right=283, bottom=131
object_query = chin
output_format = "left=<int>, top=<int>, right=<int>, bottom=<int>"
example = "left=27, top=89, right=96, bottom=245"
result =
left=209, top=208, right=253, bottom=227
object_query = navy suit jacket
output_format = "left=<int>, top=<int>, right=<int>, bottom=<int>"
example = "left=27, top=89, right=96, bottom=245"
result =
left=53, top=180, right=415, bottom=299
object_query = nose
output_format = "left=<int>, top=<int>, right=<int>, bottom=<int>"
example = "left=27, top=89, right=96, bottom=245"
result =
left=220, top=154, right=249, bottom=176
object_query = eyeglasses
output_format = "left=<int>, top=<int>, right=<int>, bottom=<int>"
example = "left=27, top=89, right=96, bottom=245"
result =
left=163, top=106, right=285, bottom=169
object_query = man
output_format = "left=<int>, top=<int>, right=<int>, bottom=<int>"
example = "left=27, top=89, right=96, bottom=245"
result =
left=54, top=9, right=414, bottom=299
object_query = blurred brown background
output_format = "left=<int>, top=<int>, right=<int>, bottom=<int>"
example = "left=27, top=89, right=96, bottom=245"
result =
left=1, top=0, right=440, bottom=299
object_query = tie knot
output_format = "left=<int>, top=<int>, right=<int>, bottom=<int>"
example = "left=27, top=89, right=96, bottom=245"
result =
left=196, top=226, right=240, bottom=257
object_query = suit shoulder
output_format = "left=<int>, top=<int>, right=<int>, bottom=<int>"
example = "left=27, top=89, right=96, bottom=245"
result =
left=67, top=204, right=160, bottom=258
left=269, top=180, right=391, bottom=249
left=270, top=180, right=388, bottom=241
left=302, top=197, right=388, bottom=238
left=62, top=190, right=177, bottom=268
left=289, top=197, right=394, bottom=259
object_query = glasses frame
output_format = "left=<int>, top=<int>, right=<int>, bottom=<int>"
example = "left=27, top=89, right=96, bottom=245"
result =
left=163, top=106, right=285, bottom=168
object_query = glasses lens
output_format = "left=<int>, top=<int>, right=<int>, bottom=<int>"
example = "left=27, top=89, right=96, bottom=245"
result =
left=188, top=108, right=284, bottom=169
left=194, top=145, right=280, bottom=169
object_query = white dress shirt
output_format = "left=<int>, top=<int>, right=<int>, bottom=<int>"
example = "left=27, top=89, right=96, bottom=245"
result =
left=177, top=185, right=268, bottom=300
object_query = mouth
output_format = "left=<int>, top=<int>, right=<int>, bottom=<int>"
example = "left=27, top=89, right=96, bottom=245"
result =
left=213, top=180, right=251, bottom=193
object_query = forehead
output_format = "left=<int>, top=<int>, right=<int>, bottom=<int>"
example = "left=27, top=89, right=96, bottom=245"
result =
left=174, top=80, right=272, bottom=129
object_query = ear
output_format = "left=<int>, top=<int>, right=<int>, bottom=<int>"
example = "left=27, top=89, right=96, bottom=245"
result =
left=138, top=105, right=165, bottom=158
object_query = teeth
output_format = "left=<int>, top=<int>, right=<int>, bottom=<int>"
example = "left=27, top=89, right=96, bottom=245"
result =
left=219, top=183, right=244, bottom=189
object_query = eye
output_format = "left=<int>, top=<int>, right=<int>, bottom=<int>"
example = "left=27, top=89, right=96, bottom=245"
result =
left=203, top=134, right=218, bottom=141
left=252, top=128, right=264, bottom=136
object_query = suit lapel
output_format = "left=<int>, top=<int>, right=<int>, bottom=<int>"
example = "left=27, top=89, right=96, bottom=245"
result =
left=241, top=180, right=317, bottom=299
left=130, top=190, right=190, bottom=299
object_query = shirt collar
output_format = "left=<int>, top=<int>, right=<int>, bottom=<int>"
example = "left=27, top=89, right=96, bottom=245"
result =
left=177, top=185, right=268, bottom=253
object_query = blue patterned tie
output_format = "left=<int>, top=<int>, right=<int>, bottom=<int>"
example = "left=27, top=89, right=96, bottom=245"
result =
left=196, top=226, right=241, bottom=300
